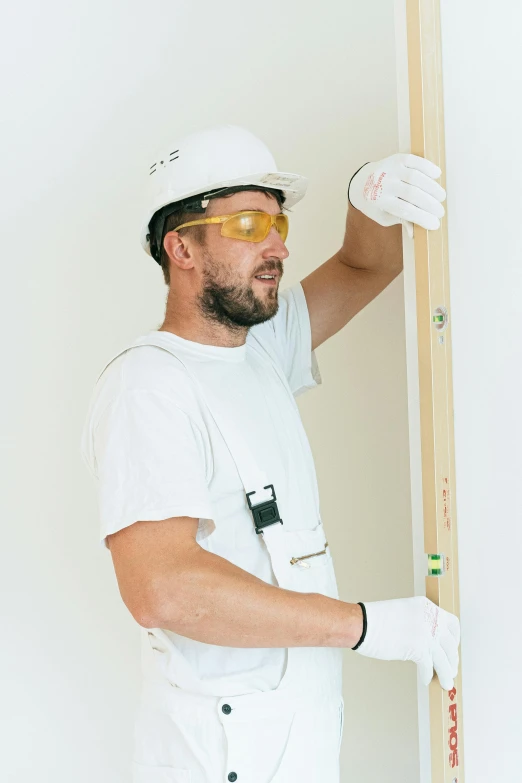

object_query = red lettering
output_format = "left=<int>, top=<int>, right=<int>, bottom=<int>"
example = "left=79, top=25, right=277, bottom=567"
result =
left=448, top=690, right=459, bottom=766
left=449, top=749, right=459, bottom=768
left=449, top=729, right=458, bottom=751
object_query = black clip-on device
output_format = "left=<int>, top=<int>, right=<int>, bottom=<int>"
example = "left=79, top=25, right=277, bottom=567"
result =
left=246, top=484, right=283, bottom=535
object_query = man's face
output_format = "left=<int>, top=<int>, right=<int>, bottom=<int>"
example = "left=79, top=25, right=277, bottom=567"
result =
left=192, top=190, right=290, bottom=329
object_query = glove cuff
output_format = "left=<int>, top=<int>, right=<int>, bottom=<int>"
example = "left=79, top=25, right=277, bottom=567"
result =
left=347, top=162, right=371, bottom=208
left=351, top=602, right=367, bottom=650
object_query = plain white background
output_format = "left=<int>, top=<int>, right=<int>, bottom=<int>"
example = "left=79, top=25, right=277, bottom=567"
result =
left=1, top=2, right=419, bottom=780
left=440, top=2, right=522, bottom=778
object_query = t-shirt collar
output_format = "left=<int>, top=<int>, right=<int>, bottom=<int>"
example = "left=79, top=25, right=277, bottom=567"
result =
left=143, top=329, right=247, bottom=363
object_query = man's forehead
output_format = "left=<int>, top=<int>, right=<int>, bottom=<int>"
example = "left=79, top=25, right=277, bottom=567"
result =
left=208, top=190, right=280, bottom=214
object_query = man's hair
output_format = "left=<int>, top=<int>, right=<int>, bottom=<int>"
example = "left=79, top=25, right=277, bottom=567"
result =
left=159, top=189, right=286, bottom=287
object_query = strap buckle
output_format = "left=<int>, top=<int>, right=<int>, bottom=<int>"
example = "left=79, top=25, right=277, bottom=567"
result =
left=246, top=484, right=283, bottom=535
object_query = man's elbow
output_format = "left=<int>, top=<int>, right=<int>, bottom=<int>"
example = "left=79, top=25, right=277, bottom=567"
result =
left=125, top=575, right=187, bottom=631
left=133, top=607, right=164, bottom=630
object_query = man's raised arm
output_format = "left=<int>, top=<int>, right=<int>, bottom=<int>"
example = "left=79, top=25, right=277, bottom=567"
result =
left=301, top=153, right=446, bottom=350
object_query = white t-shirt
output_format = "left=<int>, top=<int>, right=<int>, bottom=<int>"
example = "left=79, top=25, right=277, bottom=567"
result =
left=81, top=282, right=324, bottom=694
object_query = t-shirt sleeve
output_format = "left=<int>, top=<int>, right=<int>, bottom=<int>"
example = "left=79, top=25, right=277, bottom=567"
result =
left=93, top=389, right=214, bottom=548
left=269, top=281, right=322, bottom=397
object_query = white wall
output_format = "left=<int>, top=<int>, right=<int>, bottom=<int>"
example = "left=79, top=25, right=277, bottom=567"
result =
left=440, top=3, right=522, bottom=779
left=1, top=2, right=418, bottom=780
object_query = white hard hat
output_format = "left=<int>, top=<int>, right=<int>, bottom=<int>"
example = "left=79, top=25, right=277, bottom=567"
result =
left=140, top=124, right=308, bottom=263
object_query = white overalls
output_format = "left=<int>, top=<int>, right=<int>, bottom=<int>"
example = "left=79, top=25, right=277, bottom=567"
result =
left=99, top=334, right=344, bottom=783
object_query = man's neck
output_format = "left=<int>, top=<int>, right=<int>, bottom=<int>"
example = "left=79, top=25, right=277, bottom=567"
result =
left=159, top=308, right=248, bottom=349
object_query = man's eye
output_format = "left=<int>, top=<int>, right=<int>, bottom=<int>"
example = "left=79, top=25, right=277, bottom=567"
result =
left=238, top=217, right=256, bottom=233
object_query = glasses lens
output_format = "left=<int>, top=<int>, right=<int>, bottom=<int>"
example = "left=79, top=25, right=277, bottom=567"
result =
left=221, top=212, right=270, bottom=242
left=275, top=214, right=289, bottom=242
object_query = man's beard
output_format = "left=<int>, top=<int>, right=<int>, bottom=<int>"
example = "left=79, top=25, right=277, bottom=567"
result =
left=198, top=251, right=283, bottom=329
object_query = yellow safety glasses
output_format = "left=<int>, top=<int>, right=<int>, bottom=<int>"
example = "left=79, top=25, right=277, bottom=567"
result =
left=173, top=210, right=289, bottom=243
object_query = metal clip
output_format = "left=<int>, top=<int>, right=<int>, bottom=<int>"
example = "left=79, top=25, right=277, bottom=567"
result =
left=290, top=542, right=329, bottom=567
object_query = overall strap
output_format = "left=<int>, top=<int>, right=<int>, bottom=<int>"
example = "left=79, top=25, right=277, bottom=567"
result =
left=98, top=336, right=289, bottom=576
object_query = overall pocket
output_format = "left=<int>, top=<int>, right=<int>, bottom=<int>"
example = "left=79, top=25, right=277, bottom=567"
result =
left=282, top=522, right=339, bottom=600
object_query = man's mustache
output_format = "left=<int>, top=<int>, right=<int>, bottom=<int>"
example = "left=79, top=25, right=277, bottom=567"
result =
left=253, top=261, right=284, bottom=278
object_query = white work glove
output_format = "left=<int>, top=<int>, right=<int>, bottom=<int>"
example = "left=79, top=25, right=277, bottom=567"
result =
left=348, top=153, right=446, bottom=239
left=352, top=596, right=460, bottom=690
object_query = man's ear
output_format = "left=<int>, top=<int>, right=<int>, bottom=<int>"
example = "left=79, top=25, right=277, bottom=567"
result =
left=163, top=232, right=195, bottom=271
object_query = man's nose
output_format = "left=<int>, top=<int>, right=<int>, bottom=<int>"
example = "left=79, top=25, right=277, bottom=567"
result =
left=262, top=226, right=290, bottom=259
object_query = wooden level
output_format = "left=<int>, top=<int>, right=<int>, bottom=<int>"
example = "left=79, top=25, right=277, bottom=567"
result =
left=399, top=1, right=465, bottom=780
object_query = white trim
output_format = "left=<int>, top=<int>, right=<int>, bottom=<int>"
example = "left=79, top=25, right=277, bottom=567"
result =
left=395, top=1, right=432, bottom=780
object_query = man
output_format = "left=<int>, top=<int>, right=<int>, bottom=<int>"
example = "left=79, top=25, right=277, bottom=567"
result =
left=81, top=124, right=459, bottom=783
